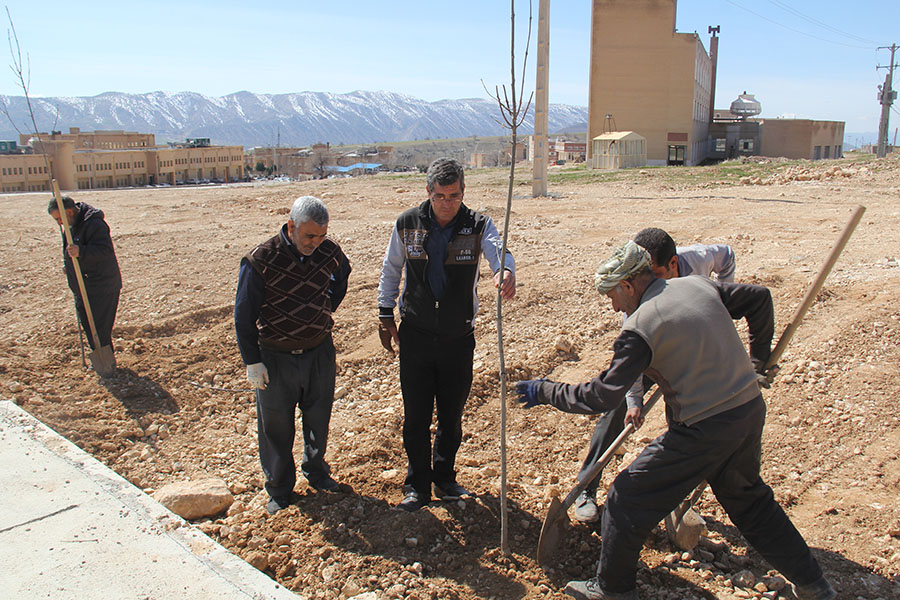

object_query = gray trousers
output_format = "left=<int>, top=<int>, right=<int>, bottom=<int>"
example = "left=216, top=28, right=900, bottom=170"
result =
left=597, top=395, right=823, bottom=593
left=256, top=335, right=336, bottom=500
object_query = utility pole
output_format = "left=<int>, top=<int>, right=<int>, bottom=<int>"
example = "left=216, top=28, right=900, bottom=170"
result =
left=532, top=0, right=550, bottom=197
left=876, top=44, right=898, bottom=158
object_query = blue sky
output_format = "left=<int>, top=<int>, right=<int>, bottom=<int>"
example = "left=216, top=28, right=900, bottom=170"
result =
left=0, top=1, right=896, bottom=134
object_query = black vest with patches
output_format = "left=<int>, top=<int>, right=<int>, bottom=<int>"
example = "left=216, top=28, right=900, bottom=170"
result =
left=245, top=232, right=342, bottom=351
left=397, top=200, right=488, bottom=339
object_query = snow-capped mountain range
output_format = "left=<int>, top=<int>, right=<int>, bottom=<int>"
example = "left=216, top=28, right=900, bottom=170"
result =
left=0, top=90, right=587, bottom=148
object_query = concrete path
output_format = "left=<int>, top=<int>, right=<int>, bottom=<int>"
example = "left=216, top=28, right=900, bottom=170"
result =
left=0, top=400, right=301, bottom=600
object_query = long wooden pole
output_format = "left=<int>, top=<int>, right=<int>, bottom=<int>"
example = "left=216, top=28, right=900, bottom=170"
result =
left=767, top=205, right=865, bottom=368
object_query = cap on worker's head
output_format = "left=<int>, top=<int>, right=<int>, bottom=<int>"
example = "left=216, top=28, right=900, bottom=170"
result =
left=47, top=195, right=76, bottom=214
left=594, top=240, right=651, bottom=293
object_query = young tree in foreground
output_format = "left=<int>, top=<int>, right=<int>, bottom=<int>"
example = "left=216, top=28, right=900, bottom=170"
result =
left=484, top=0, right=534, bottom=557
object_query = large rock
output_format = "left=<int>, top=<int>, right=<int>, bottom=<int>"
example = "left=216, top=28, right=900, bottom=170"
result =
left=152, top=478, right=234, bottom=520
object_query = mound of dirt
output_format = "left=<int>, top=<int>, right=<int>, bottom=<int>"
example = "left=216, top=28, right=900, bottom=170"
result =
left=2, top=154, right=899, bottom=599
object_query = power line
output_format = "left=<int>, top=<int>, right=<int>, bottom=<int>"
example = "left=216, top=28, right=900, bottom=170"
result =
left=723, top=0, right=873, bottom=49
left=765, top=0, right=879, bottom=46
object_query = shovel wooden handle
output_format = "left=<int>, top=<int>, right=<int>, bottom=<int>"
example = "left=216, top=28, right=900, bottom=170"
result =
left=559, top=387, right=663, bottom=511
left=52, top=180, right=103, bottom=349
left=767, top=205, right=865, bottom=369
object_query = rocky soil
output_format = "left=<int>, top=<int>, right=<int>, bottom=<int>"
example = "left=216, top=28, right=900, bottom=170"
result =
left=1, top=153, right=899, bottom=600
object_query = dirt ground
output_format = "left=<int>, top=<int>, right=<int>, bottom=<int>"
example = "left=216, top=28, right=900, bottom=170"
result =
left=2, top=154, right=899, bottom=600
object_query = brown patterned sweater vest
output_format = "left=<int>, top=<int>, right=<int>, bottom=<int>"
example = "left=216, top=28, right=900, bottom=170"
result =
left=245, top=233, right=342, bottom=351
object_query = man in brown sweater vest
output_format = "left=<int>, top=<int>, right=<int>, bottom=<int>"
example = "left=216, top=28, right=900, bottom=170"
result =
left=235, top=196, right=352, bottom=514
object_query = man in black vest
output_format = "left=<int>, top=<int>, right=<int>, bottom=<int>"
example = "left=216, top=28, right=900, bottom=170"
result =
left=515, top=241, right=834, bottom=600
left=377, top=157, right=516, bottom=511
left=48, top=196, right=122, bottom=356
left=235, top=196, right=352, bottom=514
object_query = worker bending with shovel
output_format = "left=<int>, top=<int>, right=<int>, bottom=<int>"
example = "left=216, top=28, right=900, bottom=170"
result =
left=514, top=241, right=834, bottom=600
left=48, top=195, right=121, bottom=376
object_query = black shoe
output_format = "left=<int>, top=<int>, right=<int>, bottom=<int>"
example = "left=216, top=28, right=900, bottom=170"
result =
left=266, top=494, right=294, bottom=515
left=397, top=490, right=429, bottom=512
left=309, top=476, right=340, bottom=492
left=433, top=481, right=474, bottom=501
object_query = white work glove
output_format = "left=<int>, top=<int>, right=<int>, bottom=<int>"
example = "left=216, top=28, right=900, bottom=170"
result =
left=246, top=362, right=269, bottom=390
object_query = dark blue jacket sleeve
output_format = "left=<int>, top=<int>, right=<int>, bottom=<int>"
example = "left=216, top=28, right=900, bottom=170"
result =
left=328, top=252, right=352, bottom=312
left=234, top=259, right=265, bottom=365
left=537, top=330, right=652, bottom=414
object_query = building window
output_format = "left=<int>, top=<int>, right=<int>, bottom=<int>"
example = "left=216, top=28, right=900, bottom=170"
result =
left=814, top=146, right=822, bottom=160
left=824, top=146, right=831, bottom=159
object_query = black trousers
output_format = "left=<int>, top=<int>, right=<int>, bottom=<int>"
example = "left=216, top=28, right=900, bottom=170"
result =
left=256, top=336, right=336, bottom=500
left=398, top=323, right=475, bottom=495
left=597, top=395, right=823, bottom=593
left=74, top=288, right=120, bottom=349
left=578, top=398, right=627, bottom=494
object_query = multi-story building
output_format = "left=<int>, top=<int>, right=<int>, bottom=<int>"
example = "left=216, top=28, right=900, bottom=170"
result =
left=0, top=128, right=244, bottom=192
left=587, top=0, right=712, bottom=166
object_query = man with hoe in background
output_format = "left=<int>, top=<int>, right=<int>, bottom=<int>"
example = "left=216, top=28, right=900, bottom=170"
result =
left=48, top=195, right=122, bottom=372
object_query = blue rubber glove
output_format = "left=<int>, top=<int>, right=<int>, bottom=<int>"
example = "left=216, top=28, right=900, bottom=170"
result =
left=514, top=379, right=548, bottom=408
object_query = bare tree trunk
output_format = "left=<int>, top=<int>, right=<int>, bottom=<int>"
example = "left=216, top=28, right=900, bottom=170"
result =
left=485, top=0, right=534, bottom=557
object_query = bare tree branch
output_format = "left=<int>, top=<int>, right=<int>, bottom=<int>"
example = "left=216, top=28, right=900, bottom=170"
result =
left=4, top=7, right=55, bottom=184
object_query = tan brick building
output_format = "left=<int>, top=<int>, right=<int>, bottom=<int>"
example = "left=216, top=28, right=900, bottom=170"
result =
left=587, top=0, right=712, bottom=166
left=759, top=119, right=844, bottom=161
left=0, top=128, right=244, bottom=192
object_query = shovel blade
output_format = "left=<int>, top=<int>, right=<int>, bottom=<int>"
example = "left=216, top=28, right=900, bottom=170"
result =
left=537, top=496, right=570, bottom=566
left=88, top=345, right=117, bottom=378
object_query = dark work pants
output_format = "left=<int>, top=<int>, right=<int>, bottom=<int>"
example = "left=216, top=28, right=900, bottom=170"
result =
left=578, top=398, right=627, bottom=494
left=399, top=323, right=475, bottom=495
left=597, top=395, right=823, bottom=593
left=74, top=288, right=120, bottom=349
left=256, top=336, right=336, bottom=500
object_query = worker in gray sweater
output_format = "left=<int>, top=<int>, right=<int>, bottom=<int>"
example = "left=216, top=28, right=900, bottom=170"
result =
left=515, top=241, right=834, bottom=600
left=574, top=227, right=735, bottom=523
